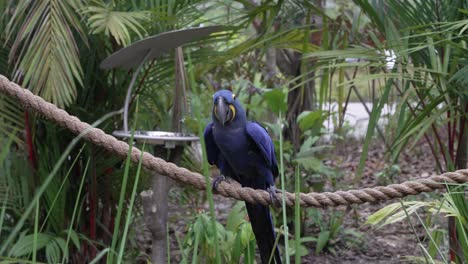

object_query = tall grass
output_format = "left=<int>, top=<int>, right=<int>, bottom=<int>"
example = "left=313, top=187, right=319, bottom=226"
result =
left=0, top=109, right=123, bottom=262
left=366, top=186, right=468, bottom=262
left=108, top=102, right=140, bottom=264
left=0, top=126, right=96, bottom=255
left=188, top=48, right=222, bottom=264
left=62, top=157, right=90, bottom=263
left=195, top=95, right=222, bottom=264
left=294, top=166, right=301, bottom=264
left=117, top=142, right=145, bottom=262
left=278, top=111, right=290, bottom=264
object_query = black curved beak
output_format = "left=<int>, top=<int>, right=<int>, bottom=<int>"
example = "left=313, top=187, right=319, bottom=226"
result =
left=214, top=97, right=229, bottom=126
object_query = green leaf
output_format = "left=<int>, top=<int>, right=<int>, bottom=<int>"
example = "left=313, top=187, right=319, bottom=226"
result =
left=193, top=216, right=203, bottom=234
left=300, top=236, right=318, bottom=243
left=68, top=229, right=80, bottom=250
left=427, top=229, right=444, bottom=258
left=315, top=231, right=330, bottom=254
left=263, top=88, right=287, bottom=114
left=294, top=156, right=323, bottom=171
left=287, top=240, right=308, bottom=257
left=297, top=110, right=327, bottom=131
left=54, top=237, right=67, bottom=259
left=355, top=77, right=393, bottom=180
left=6, top=0, right=87, bottom=108
left=240, top=223, right=254, bottom=246
left=231, top=234, right=242, bottom=264
left=9, top=233, right=53, bottom=257
left=84, top=0, right=149, bottom=47
left=365, top=203, right=402, bottom=226
left=366, top=202, right=429, bottom=229
left=46, top=239, right=61, bottom=264
left=226, top=202, right=245, bottom=232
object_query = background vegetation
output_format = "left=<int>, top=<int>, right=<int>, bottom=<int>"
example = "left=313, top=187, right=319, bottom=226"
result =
left=0, top=0, right=467, bottom=263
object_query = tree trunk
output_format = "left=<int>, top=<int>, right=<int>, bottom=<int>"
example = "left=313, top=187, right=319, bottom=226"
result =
left=276, top=49, right=315, bottom=151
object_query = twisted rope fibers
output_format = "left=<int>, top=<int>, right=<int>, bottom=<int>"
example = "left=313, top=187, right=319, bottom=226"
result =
left=1, top=75, right=467, bottom=208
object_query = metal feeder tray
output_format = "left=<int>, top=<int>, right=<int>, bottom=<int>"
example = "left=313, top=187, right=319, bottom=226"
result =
left=113, top=130, right=199, bottom=148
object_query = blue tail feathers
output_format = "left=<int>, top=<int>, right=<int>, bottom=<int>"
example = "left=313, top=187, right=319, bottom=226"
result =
left=245, top=203, right=282, bottom=264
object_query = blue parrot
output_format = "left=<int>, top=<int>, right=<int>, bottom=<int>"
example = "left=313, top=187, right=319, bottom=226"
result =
left=204, top=90, right=282, bottom=264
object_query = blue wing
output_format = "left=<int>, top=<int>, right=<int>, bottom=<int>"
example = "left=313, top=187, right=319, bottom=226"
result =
left=246, top=122, right=278, bottom=178
left=203, top=122, right=218, bottom=165
left=203, top=122, right=236, bottom=179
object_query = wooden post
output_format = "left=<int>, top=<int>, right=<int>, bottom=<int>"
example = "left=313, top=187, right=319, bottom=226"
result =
left=141, top=46, right=188, bottom=264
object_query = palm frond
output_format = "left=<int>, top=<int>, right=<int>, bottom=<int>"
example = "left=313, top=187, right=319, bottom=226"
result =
left=6, top=0, right=87, bottom=108
left=84, top=0, right=150, bottom=47
left=0, top=5, right=23, bottom=144
left=450, top=63, right=468, bottom=87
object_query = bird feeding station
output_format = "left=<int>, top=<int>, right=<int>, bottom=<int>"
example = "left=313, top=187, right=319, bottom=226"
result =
left=100, top=26, right=223, bottom=264
left=100, top=26, right=222, bottom=146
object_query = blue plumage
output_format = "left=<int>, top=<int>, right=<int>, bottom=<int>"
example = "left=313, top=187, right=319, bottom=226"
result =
left=204, top=90, right=282, bottom=264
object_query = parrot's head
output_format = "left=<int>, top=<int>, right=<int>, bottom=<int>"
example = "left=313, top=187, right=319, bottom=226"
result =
left=212, top=89, right=245, bottom=126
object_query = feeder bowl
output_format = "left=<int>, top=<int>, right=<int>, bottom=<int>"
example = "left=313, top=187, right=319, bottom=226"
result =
left=113, top=130, right=199, bottom=148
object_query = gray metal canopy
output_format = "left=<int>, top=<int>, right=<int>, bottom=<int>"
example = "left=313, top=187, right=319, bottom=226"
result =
left=101, top=26, right=224, bottom=134
left=100, top=26, right=224, bottom=70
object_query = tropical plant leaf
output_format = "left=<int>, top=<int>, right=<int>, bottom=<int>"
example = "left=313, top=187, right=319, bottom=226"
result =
left=84, top=0, right=149, bottom=47
left=6, top=0, right=87, bottom=108
left=226, top=202, right=246, bottom=232
left=297, top=110, right=327, bottom=132
left=264, top=88, right=287, bottom=114
left=315, top=230, right=330, bottom=254
left=9, top=233, right=53, bottom=257
left=0, top=12, right=23, bottom=144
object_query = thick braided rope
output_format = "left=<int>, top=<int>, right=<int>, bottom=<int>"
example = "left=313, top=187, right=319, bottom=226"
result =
left=0, top=75, right=467, bottom=207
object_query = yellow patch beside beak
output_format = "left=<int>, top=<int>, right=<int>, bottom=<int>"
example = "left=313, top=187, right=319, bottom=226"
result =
left=229, top=105, right=236, bottom=121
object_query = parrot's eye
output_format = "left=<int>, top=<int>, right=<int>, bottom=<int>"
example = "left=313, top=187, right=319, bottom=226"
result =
left=232, top=94, right=236, bottom=100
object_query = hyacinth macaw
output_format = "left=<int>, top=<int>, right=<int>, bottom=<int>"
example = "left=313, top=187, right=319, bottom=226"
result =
left=204, top=90, right=282, bottom=264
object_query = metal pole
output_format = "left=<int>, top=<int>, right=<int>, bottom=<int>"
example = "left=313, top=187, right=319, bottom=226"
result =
left=123, top=51, right=151, bottom=132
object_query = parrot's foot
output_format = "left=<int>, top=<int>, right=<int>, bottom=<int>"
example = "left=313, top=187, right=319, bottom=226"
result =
left=267, top=186, right=282, bottom=207
left=211, top=175, right=228, bottom=193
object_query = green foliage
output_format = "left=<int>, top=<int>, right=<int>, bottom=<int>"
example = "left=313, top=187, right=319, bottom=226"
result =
left=228, top=203, right=257, bottom=264
left=84, top=0, right=150, bottom=46
left=0, top=130, right=85, bottom=261
left=8, top=231, right=80, bottom=264
left=0, top=0, right=467, bottom=262
left=0, top=2, right=22, bottom=145
left=366, top=192, right=468, bottom=262
left=374, top=164, right=400, bottom=185
left=427, top=229, right=445, bottom=259
left=0, top=97, right=23, bottom=145
left=294, top=166, right=302, bottom=264
left=183, top=203, right=256, bottom=264
left=264, top=88, right=288, bottom=114
left=108, top=104, right=141, bottom=264
left=294, top=136, right=333, bottom=175
left=306, top=209, right=363, bottom=255
left=366, top=202, right=425, bottom=229
left=297, top=110, right=328, bottom=133
left=117, top=143, right=146, bottom=263
left=6, top=0, right=87, bottom=108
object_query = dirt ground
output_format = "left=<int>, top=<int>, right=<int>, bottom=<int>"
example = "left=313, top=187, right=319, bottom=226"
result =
left=302, top=140, right=444, bottom=263
left=138, top=139, right=447, bottom=263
